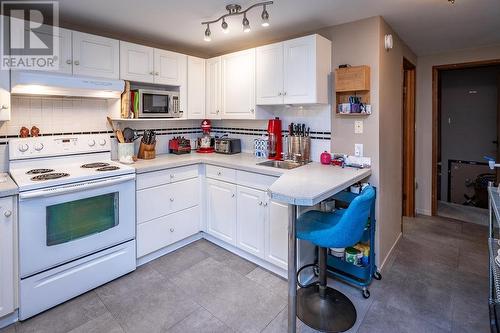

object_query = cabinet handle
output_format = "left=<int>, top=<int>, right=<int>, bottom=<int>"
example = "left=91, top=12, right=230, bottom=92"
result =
left=155, top=72, right=159, bottom=76
left=74, top=60, right=80, bottom=65
left=66, top=59, right=72, bottom=65
left=170, top=228, right=174, bottom=232
left=259, top=201, right=263, bottom=206
left=263, top=202, right=268, bottom=207
left=250, top=108, right=255, bottom=113
left=170, top=174, right=175, bottom=179
left=149, top=71, right=154, bottom=75
left=170, top=198, right=174, bottom=202
left=216, top=110, right=220, bottom=114
left=4, top=210, right=11, bottom=217
left=278, top=92, right=282, bottom=96
left=0, top=105, right=8, bottom=110
left=283, top=92, right=287, bottom=96
left=217, top=171, right=222, bottom=176
left=231, top=193, right=235, bottom=198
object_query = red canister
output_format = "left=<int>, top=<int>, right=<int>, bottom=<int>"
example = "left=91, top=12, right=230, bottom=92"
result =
left=320, top=151, right=332, bottom=165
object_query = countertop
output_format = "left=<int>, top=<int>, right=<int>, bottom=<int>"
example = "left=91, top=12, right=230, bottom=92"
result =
left=0, top=173, right=19, bottom=197
left=130, top=152, right=371, bottom=207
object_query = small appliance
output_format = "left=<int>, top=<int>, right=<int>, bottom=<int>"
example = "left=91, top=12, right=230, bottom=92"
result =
left=267, top=117, right=282, bottom=160
left=320, top=151, right=332, bottom=165
left=169, top=136, right=192, bottom=154
left=197, top=119, right=215, bottom=153
left=215, top=138, right=241, bottom=154
left=133, top=89, right=181, bottom=118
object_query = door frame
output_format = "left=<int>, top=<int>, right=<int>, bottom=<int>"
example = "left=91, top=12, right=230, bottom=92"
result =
left=431, top=59, right=500, bottom=215
left=403, top=58, right=416, bottom=217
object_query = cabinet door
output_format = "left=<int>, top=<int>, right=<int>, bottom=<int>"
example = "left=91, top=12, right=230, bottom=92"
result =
left=283, top=36, right=315, bottom=104
left=206, top=179, right=237, bottom=245
left=236, top=186, right=265, bottom=258
left=205, top=57, right=221, bottom=119
left=221, top=49, right=256, bottom=119
left=187, top=56, right=206, bottom=119
left=72, top=31, right=119, bottom=79
left=256, top=42, right=284, bottom=105
left=153, top=49, right=186, bottom=86
left=0, top=197, right=15, bottom=317
left=265, top=199, right=289, bottom=269
left=119, top=41, right=154, bottom=83
left=0, top=66, right=10, bottom=121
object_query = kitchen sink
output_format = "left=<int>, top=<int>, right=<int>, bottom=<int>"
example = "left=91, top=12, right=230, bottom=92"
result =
left=257, top=160, right=307, bottom=170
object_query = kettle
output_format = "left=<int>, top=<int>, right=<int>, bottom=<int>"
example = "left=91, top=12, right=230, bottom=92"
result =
left=320, top=151, right=332, bottom=165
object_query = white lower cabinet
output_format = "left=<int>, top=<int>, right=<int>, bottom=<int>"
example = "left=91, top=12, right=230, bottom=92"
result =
left=206, top=179, right=237, bottom=245
left=265, top=199, right=289, bottom=269
left=236, top=186, right=266, bottom=258
left=0, top=196, right=15, bottom=318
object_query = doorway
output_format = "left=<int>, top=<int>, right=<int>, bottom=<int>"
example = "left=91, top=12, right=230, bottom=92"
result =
left=402, top=58, right=416, bottom=217
left=432, top=60, right=500, bottom=224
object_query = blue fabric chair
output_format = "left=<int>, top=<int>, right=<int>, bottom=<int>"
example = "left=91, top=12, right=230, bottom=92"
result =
left=295, top=185, right=375, bottom=333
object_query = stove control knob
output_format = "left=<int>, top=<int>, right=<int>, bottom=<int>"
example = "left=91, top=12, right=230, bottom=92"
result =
left=34, top=143, right=44, bottom=151
left=99, top=139, right=106, bottom=146
left=18, top=144, right=29, bottom=152
left=88, top=139, right=96, bottom=147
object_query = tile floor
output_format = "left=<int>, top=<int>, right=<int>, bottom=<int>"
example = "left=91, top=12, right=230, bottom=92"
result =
left=3, top=215, right=489, bottom=333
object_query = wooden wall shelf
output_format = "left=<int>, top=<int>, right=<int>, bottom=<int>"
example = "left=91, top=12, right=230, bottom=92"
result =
left=334, top=65, right=371, bottom=115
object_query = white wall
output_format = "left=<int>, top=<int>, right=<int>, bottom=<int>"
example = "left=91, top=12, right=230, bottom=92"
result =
left=416, top=44, right=500, bottom=215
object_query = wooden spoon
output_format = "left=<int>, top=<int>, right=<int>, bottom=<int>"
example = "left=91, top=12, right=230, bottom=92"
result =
left=106, top=116, right=116, bottom=132
left=116, top=129, right=125, bottom=144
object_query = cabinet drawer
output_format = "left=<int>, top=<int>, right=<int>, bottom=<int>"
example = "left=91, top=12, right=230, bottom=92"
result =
left=137, top=164, right=199, bottom=190
left=137, top=206, right=200, bottom=258
left=137, top=177, right=200, bottom=224
left=206, top=165, right=236, bottom=183
left=237, top=170, right=277, bottom=191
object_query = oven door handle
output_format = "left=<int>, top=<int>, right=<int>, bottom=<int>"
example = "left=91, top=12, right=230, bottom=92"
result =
left=19, top=174, right=136, bottom=200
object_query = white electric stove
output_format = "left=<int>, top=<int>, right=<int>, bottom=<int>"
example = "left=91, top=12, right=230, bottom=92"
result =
left=9, top=134, right=137, bottom=320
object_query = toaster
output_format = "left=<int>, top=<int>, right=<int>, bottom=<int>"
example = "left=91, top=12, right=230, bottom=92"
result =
left=215, top=138, right=241, bottom=154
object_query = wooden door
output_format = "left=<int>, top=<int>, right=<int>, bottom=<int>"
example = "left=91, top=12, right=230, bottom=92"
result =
left=119, top=41, right=154, bottom=83
left=206, top=179, right=237, bottom=245
left=402, top=60, right=416, bottom=217
left=72, top=31, right=119, bottom=79
left=256, top=42, right=284, bottom=105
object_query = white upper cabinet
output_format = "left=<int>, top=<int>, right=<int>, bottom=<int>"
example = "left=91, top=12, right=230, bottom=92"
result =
left=256, top=34, right=331, bottom=105
left=221, top=49, right=256, bottom=119
left=120, top=41, right=154, bottom=83
left=256, top=42, right=284, bottom=105
left=0, top=16, right=10, bottom=121
left=154, top=49, right=187, bottom=86
left=205, top=57, right=221, bottom=119
left=72, top=32, right=120, bottom=79
left=187, top=56, right=206, bottom=119
left=56, top=28, right=73, bottom=75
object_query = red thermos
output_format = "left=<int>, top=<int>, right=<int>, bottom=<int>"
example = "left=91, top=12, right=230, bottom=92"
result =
left=267, top=117, right=282, bottom=160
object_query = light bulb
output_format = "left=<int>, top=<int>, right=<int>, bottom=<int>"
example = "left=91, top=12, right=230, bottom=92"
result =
left=242, top=13, right=251, bottom=33
left=221, top=19, right=229, bottom=34
left=204, top=25, right=211, bottom=42
left=261, top=5, right=270, bottom=27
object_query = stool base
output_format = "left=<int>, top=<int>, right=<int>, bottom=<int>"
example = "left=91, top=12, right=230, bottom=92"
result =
left=297, top=285, right=357, bottom=333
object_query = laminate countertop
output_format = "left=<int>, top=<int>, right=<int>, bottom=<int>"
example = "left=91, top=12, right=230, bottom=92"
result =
left=129, top=153, right=371, bottom=207
left=0, top=173, right=19, bottom=197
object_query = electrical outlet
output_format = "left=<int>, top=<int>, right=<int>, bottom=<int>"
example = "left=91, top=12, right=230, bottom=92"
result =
left=354, top=144, right=363, bottom=157
left=354, top=120, right=363, bottom=134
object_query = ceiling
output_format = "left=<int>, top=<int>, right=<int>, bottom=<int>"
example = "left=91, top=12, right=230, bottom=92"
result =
left=57, top=0, right=500, bottom=57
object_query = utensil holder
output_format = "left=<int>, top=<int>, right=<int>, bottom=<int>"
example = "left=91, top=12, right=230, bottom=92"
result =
left=288, top=136, right=311, bottom=162
left=138, top=142, right=156, bottom=160
left=117, top=142, right=135, bottom=164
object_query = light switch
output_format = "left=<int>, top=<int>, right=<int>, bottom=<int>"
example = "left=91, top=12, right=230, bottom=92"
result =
left=354, top=144, right=363, bottom=157
left=354, top=120, right=363, bottom=134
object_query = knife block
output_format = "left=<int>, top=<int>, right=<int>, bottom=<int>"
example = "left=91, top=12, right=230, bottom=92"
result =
left=138, top=142, right=156, bottom=160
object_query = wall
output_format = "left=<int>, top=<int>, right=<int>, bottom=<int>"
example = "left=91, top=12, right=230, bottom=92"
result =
left=440, top=67, right=500, bottom=201
left=416, top=45, right=500, bottom=215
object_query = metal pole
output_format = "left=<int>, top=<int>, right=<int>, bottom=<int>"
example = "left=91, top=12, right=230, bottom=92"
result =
left=288, top=204, right=297, bottom=333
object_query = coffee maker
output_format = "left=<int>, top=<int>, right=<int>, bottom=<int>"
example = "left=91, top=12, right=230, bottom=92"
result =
left=267, top=117, right=282, bottom=160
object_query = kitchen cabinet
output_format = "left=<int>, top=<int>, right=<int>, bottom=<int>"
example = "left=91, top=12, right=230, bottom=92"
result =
left=255, top=34, right=331, bottom=105
left=0, top=66, right=10, bottom=122
left=72, top=31, right=120, bottom=79
left=205, top=57, right=222, bottom=119
left=236, top=186, right=266, bottom=258
left=119, top=41, right=154, bottom=83
left=154, top=49, right=187, bottom=116
left=265, top=198, right=289, bottom=269
left=187, top=56, right=206, bottom=119
left=206, top=178, right=237, bottom=245
left=0, top=196, right=16, bottom=317
left=221, top=49, right=256, bottom=119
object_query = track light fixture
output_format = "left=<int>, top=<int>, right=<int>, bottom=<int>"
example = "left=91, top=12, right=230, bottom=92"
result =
left=201, top=1, right=273, bottom=41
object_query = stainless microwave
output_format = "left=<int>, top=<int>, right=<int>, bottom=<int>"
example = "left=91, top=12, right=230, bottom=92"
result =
left=136, top=89, right=181, bottom=118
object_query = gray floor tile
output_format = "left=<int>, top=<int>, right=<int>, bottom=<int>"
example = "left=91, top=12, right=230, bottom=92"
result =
left=166, top=307, right=233, bottom=333
left=149, top=243, right=210, bottom=280
left=15, top=291, right=107, bottom=333
left=192, top=239, right=258, bottom=276
left=96, top=264, right=200, bottom=333
left=451, top=294, right=489, bottom=333
left=171, top=257, right=286, bottom=333
left=67, top=312, right=124, bottom=333
left=458, top=249, right=488, bottom=277
left=0, top=324, right=16, bottom=333
left=245, top=267, right=288, bottom=299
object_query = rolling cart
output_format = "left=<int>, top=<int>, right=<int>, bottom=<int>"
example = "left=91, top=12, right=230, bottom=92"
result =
left=325, top=188, right=381, bottom=299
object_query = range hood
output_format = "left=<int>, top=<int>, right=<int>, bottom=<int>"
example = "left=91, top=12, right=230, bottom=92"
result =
left=10, top=71, right=125, bottom=98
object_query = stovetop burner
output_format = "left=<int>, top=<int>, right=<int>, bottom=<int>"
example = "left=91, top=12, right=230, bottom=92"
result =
left=81, top=162, right=110, bottom=168
left=26, top=168, right=55, bottom=174
left=96, top=166, right=120, bottom=171
left=31, top=173, right=70, bottom=181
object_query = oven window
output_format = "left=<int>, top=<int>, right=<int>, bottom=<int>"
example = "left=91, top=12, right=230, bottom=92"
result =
left=46, top=193, right=119, bottom=246
left=143, top=93, right=169, bottom=113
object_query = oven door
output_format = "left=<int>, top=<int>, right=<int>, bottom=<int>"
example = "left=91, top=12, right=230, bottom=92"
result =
left=18, top=174, right=136, bottom=278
